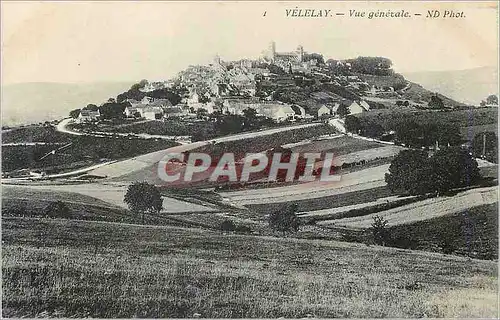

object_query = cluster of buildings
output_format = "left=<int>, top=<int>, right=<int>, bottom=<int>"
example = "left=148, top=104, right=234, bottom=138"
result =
left=124, top=97, right=184, bottom=120
left=264, top=41, right=319, bottom=73
left=77, top=42, right=375, bottom=124
left=218, top=97, right=370, bottom=122
left=76, top=97, right=185, bottom=123
left=77, top=108, right=100, bottom=123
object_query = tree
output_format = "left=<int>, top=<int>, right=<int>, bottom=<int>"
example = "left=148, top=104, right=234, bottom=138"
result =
left=346, top=56, right=393, bottom=75
left=364, top=122, right=385, bottom=138
left=242, top=108, right=259, bottom=130
left=133, top=111, right=142, bottom=118
left=268, top=204, right=300, bottom=235
left=131, top=79, right=149, bottom=91
left=217, top=114, right=245, bottom=135
left=117, top=87, right=181, bottom=105
left=69, top=108, right=81, bottom=119
left=99, top=102, right=127, bottom=119
left=428, top=95, right=445, bottom=109
left=429, top=147, right=480, bottom=194
left=267, top=64, right=285, bottom=75
left=344, top=115, right=362, bottom=133
left=198, top=95, right=210, bottom=104
left=394, top=120, right=423, bottom=147
left=336, top=104, right=350, bottom=118
left=85, top=104, right=99, bottom=111
left=303, top=53, right=325, bottom=65
left=385, top=147, right=481, bottom=196
left=385, top=149, right=433, bottom=195
left=371, top=215, right=390, bottom=246
left=486, top=94, right=498, bottom=106
left=434, top=123, right=462, bottom=147
left=124, top=182, right=163, bottom=223
left=242, top=107, right=258, bottom=119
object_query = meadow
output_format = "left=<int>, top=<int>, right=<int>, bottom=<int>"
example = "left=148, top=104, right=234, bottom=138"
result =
left=103, top=119, right=206, bottom=136
left=193, top=124, right=337, bottom=159
left=247, top=186, right=393, bottom=215
left=355, top=107, right=498, bottom=141
left=1, top=126, right=179, bottom=173
left=2, top=125, right=70, bottom=144
left=2, top=217, right=497, bottom=318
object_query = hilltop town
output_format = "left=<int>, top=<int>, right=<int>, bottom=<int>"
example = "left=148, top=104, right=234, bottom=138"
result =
left=70, top=41, right=471, bottom=128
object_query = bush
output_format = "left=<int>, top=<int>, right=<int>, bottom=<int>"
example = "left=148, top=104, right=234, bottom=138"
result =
left=371, top=215, right=390, bottom=246
left=235, top=225, right=252, bottom=234
left=43, top=201, right=71, bottom=219
left=269, top=204, right=300, bottom=236
left=220, top=219, right=236, bottom=232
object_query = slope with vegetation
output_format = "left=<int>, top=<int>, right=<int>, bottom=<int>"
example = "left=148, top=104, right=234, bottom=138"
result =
left=2, top=216, right=497, bottom=318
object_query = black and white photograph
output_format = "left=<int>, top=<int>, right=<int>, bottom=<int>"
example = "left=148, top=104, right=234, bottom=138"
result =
left=1, top=1, right=499, bottom=318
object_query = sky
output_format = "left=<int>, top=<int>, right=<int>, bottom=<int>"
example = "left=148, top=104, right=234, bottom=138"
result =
left=1, top=1, right=498, bottom=84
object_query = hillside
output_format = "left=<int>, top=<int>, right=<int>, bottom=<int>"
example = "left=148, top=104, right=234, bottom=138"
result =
left=1, top=82, right=134, bottom=126
left=2, top=217, right=497, bottom=318
left=402, top=66, right=498, bottom=106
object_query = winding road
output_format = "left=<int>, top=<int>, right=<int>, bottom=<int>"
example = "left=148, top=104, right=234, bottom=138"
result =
left=3, top=121, right=324, bottom=213
left=4, top=117, right=497, bottom=220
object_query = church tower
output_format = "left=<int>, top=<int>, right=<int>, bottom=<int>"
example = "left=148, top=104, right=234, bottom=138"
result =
left=214, top=54, right=221, bottom=65
left=268, top=41, right=276, bottom=62
left=296, top=45, right=304, bottom=62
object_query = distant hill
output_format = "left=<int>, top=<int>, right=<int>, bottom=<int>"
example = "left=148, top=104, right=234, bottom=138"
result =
left=402, top=66, right=498, bottom=106
left=1, top=82, right=134, bottom=126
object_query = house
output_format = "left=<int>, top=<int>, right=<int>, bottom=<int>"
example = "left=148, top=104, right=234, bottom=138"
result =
left=163, top=107, right=184, bottom=119
left=359, top=100, right=371, bottom=111
left=142, top=106, right=164, bottom=120
left=317, top=105, right=331, bottom=118
left=187, top=91, right=200, bottom=105
left=77, top=109, right=100, bottom=123
left=211, top=83, right=237, bottom=97
left=348, top=101, right=369, bottom=115
left=222, top=99, right=295, bottom=122
left=230, top=73, right=256, bottom=96
left=150, top=98, right=173, bottom=108
left=141, top=96, right=154, bottom=104
left=189, top=101, right=215, bottom=114
left=125, top=98, right=142, bottom=107
left=260, top=105, right=296, bottom=122
left=124, top=105, right=140, bottom=118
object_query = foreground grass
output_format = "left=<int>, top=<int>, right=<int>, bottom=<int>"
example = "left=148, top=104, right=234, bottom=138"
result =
left=2, top=217, right=497, bottom=318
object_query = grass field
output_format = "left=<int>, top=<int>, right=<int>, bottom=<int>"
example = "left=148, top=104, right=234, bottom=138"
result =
left=104, top=120, right=209, bottom=136
left=2, top=129, right=179, bottom=173
left=289, top=136, right=381, bottom=156
left=329, top=186, right=498, bottom=229
left=355, top=107, right=497, bottom=139
left=2, top=217, right=497, bottom=318
left=192, top=124, right=337, bottom=160
left=1, top=126, right=69, bottom=144
left=247, top=186, right=393, bottom=215
left=388, top=203, right=498, bottom=260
